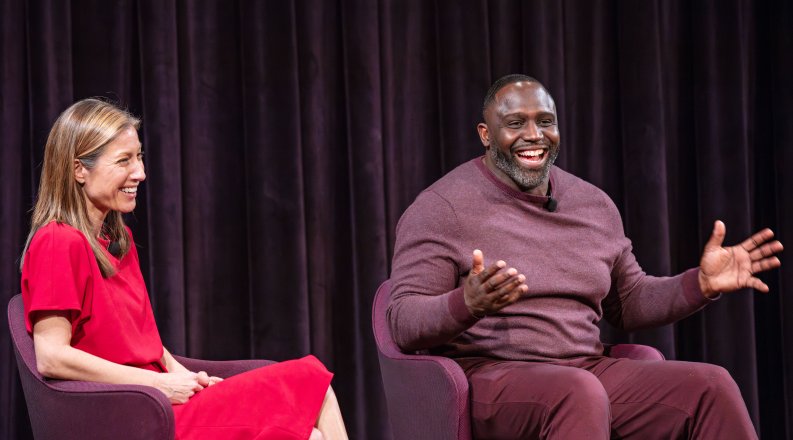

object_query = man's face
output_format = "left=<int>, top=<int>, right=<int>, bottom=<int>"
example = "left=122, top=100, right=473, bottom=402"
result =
left=478, top=82, right=560, bottom=195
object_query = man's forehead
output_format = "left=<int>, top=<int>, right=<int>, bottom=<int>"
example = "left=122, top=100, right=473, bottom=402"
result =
left=493, top=82, right=556, bottom=114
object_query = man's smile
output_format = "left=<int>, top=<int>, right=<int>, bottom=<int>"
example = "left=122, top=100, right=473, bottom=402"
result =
left=513, top=146, right=548, bottom=169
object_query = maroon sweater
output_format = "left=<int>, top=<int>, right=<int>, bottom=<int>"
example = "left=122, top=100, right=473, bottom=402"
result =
left=388, top=157, right=712, bottom=361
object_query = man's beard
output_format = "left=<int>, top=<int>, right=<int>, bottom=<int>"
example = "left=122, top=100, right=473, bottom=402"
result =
left=489, top=143, right=559, bottom=192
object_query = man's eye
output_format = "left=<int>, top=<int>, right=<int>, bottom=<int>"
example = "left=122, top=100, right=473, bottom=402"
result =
left=539, top=120, right=554, bottom=127
left=508, top=121, right=523, bottom=128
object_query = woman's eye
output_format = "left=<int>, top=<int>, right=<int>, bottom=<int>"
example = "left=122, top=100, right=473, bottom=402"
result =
left=118, top=158, right=130, bottom=164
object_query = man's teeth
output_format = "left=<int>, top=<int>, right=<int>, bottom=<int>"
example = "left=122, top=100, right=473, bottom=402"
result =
left=517, top=150, right=544, bottom=158
left=120, top=187, right=137, bottom=194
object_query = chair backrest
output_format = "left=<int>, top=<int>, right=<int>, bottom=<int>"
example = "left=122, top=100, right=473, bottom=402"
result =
left=8, top=294, right=52, bottom=439
left=372, top=280, right=472, bottom=440
left=8, top=294, right=176, bottom=440
left=8, top=294, right=43, bottom=381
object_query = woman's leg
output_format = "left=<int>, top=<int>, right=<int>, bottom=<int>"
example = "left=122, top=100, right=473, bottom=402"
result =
left=316, top=386, right=348, bottom=439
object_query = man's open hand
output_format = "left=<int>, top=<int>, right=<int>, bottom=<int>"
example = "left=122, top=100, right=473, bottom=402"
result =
left=464, top=249, right=528, bottom=317
left=699, top=220, right=783, bottom=298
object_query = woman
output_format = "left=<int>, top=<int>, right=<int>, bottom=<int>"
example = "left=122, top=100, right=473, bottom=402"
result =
left=20, top=98, right=348, bottom=440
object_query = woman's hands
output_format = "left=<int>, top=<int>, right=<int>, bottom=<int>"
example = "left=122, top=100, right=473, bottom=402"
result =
left=196, top=370, right=224, bottom=387
left=152, top=370, right=224, bottom=404
left=151, top=371, right=204, bottom=404
left=157, top=348, right=223, bottom=403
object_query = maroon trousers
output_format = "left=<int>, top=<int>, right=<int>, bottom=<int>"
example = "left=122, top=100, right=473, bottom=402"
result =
left=456, top=357, right=757, bottom=440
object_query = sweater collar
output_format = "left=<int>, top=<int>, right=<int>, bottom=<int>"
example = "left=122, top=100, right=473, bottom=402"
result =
left=473, top=155, right=555, bottom=204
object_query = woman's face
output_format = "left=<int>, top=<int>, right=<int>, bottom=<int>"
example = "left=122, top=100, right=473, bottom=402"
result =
left=75, top=127, right=146, bottom=226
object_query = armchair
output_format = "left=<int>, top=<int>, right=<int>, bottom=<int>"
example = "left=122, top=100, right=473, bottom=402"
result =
left=7, top=294, right=273, bottom=440
left=372, top=279, right=665, bottom=440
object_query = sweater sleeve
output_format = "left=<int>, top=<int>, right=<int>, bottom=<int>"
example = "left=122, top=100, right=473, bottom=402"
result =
left=387, top=190, right=480, bottom=351
left=602, top=208, right=715, bottom=330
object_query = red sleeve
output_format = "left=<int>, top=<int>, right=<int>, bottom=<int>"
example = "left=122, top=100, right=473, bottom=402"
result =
left=21, top=223, right=93, bottom=333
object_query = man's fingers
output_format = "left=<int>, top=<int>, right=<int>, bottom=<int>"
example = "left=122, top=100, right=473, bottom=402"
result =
left=747, top=240, right=783, bottom=260
left=747, top=277, right=770, bottom=293
left=483, top=268, right=520, bottom=292
left=489, top=273, right=525, bottom=296
left=474, top=260, right=507, bottom=284
left=739, top=228, right=775, bottom=252
left=493, top=275, right=526, bottom=299
left=471, top=249, right=485, bottom=275
left=704, top=220, right=726, bottom=250
left=751, top=257, right=782, bottom=274
left=493, top=283, right=528, bottom=307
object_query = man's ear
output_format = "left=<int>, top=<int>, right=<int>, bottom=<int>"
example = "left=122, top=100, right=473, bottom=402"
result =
left=477, top=122, right=490, bottom=148
left=74, top=159, right=87, bottom=184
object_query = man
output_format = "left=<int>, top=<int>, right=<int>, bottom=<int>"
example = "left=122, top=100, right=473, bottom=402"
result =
left=387, top=74, right=783, bottom=439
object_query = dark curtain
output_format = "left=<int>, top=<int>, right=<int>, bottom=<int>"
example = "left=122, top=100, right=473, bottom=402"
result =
left=1, top=0, right=791, bottom=438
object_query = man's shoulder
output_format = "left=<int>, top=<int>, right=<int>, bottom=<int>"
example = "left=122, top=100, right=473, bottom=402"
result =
left=421, top=158, right=485, bottom=203
left=552, top=166, right=621, bottom=217
left=554, top=166, right=612, bottom=199
left=397, top=159, right=482, bottom=229
left=428, top=158, right=479, bottom=188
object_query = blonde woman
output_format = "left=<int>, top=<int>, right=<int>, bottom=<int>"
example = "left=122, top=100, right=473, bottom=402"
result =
left=20, top=98, right=348, bottom=440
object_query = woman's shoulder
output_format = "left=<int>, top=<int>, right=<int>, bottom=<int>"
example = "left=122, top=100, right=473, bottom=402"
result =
left=23, top=221, right=96, bottom=279
left=29, top=221, right=91, bottom=253
left=34, top=221, right=86, bottom=240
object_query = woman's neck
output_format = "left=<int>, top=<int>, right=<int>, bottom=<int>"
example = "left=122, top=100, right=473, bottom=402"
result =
left=87, top=209, right=108, bottom=239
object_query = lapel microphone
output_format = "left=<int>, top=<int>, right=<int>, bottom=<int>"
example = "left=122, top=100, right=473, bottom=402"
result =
left=108, top=241, right=122, bottom=258
left=544, top=196, right=558, bottom=212
left=544, top=185, right=558, bottom=212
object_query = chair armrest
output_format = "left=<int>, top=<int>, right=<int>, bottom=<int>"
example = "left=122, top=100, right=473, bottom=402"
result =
left=29, top=379, right=173, bottom=440
left=173, top=355, right=275, bottom=378
left=377, top=352, right=471, bottom=440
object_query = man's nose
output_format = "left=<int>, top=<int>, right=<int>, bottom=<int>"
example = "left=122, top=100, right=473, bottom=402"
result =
left=522, top=122, right=543, bottom=141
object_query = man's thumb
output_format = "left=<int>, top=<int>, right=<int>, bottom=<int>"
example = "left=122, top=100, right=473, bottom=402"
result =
left=704, top=220, right=726, bottom=250
left=471, top=249, right=485, bottom=275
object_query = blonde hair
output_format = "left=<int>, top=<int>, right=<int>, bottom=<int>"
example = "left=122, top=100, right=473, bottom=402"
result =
left=20, top=98, right=141, bottom=277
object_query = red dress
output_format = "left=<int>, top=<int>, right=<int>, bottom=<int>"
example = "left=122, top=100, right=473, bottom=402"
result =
left=22, top=222, right=332, bottom=440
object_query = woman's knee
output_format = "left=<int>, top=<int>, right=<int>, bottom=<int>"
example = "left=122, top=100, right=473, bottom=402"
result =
left=309, top=428, right=324, bottom=440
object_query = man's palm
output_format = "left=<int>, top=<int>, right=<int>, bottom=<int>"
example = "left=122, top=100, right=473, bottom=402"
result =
left=699, top=221, right=783, bottom=296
